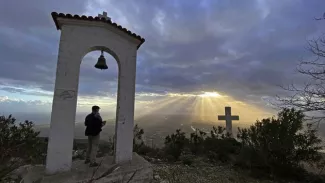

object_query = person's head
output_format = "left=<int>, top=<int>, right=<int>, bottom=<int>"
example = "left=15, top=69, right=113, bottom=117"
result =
left=91, top=105, right=100, bottom=113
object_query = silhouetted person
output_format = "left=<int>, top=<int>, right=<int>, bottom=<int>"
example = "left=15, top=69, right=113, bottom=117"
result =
left=84, top=105, right=106, bottom=167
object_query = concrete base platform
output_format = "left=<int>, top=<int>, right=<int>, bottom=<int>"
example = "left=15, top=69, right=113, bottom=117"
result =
left=20, top=153, right=153, bottom=183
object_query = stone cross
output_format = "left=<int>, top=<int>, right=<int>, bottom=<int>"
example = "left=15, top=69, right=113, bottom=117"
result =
left=98, top=11, right=111, bottom=21
left=218, top=106, right=239, bottom=137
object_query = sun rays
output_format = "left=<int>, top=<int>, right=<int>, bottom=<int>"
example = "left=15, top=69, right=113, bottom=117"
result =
left=134, top=91, right=274, bottom=124
left=77, top=91, right=274, bottom=125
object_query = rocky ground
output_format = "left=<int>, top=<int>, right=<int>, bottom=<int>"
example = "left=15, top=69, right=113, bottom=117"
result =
left=8, top=139, right=322, bottom=183
left=153, top=164, right=269, bottom=183
left=146, top=155, right=325, bottom=183
left=69, top=143, right=325, bottom=183
left=151, top=163, right=309, bottom=183
left=7, top=155, right=324, bottom=183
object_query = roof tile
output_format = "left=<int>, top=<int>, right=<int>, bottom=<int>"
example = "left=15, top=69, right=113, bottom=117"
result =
left=51, top=12, right=145, bottom=49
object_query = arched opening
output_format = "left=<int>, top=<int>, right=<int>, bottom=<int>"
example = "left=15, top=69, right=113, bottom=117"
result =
left=82, top=46, right=121, bottom=70
left=73, top=47, right=119, bottom=158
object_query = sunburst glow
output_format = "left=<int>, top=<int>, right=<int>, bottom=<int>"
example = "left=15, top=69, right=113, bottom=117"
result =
left=134, top=91, right=274, bottom=124
left=198, top=92, right=222, bottom=98
left=81, top=90, right=274, bottom=125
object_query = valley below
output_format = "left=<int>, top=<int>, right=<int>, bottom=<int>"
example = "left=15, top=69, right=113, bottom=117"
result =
left=35, top=114, right=255, bottom=147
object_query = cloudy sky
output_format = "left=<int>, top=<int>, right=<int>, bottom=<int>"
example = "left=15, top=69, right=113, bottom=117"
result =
left=0, top=0, right=325, bottom=124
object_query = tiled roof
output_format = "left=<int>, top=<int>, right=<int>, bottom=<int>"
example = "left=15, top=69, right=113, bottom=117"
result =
left=51, top=12, right=145, bottom=49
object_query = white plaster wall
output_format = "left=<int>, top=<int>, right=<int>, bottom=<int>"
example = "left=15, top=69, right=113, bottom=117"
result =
left=46, top=23, right=139, bottom=174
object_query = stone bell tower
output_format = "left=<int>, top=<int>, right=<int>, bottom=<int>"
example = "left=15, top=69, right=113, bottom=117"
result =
left=46, top=11, right=145, bottom=174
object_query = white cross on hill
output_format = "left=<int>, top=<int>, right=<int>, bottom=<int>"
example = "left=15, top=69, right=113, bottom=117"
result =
left=218, top=106, right=239, bottom=137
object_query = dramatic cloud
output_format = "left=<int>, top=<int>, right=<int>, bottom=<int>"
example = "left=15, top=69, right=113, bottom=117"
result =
left=1, top=0, right=325, bottom=121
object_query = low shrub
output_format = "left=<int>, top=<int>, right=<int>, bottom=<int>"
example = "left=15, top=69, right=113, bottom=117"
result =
left=180, top=154, right=195, bottom=166
left=236, top=108, right=323, bottom=181
left=0, top=115, right=46, bottom=181
left=188, top=129, right=207, bottom=155
left=164, top=129, right=188, bottom=161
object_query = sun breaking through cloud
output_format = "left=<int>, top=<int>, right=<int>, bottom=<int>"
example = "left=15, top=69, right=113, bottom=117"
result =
left=134, top=91, right=274, bottom=124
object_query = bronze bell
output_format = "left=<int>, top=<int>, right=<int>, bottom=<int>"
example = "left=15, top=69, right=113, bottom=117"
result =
left=94, top=50, right=108, bottom=70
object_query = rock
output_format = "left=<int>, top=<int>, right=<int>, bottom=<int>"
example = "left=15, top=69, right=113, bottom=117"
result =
left=11, top=165, right=33, bottom=178
left=21, top=153, right=153, bottom=183
left=154, top=174, right=161, bottom=180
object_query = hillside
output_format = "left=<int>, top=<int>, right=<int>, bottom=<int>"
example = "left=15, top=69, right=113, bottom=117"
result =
left=4, top=110, right=325, bottom=183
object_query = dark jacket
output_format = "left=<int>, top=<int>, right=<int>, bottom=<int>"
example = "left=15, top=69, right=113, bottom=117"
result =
left=85, top=113, right=102, bottom=136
